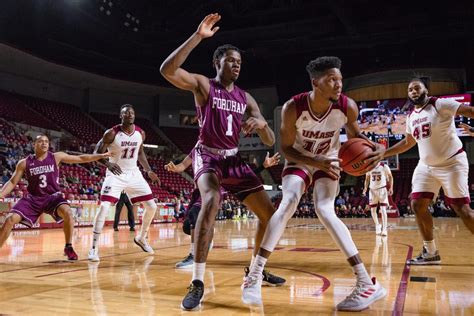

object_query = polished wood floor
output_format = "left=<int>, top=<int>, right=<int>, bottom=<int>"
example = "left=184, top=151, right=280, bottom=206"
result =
left=0, top=217, right=473, bottom=315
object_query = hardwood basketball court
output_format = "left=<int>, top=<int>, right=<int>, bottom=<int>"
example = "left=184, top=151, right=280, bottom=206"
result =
left=1, top=218, right=473, bottom=315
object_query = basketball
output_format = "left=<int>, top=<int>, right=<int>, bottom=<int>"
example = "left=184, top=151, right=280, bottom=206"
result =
left=338, top=138, right=375, bottom=176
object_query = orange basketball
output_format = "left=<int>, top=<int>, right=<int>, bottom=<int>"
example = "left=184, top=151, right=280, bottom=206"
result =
left=338, top=138, right=375, bottom=176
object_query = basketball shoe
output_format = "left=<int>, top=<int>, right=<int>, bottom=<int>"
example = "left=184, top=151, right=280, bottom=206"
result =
left=88, top=248, right=100, bottom=262
left=336, top=277, right=387, bottom=311
left=375, top=224, right=382, bottom=235
left=175, top=253, right=194, bottom=268
left=407, top=246, right=441, bottom=265
left=241, top=273, right=263, bottom=305
left=244, top=267, right=286, bottom=286
left=181, top=280, right=204, bottom=310
left=64, top=246, right=78, bottom=260
left=134, top=236, right=155, bottom=254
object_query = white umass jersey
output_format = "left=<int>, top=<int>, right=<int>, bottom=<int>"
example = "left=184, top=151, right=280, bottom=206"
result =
left=290, top=92, right=348, bottom=161
left=367, top=162, right=391, bottom=189
left=406, top=97, right=463, bottom=167
left=107, top=124, right=144, bottom=173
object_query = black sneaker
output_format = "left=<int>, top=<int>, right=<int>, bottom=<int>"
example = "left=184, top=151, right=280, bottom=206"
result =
left=175, top=253, right=194, bottom=268
left=181, top=280, right=204, bottom=310
left=407, top=246, right=441, bottom=265
left=244, top=267, right=286, bottom=287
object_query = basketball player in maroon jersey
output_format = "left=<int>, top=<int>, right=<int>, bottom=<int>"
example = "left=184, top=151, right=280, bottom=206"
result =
left=0, top=135, right=110, bottom=260
left=160, top=13, right=283, bottom=310
left=243, top=57, right=387, bottom=311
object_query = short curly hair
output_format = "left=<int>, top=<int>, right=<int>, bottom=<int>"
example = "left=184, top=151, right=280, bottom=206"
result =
left=212, top=44, right=242, bottom=62
left=409, top=76, right=430, bottom=90
left=306, top=56, right=342, bottom=78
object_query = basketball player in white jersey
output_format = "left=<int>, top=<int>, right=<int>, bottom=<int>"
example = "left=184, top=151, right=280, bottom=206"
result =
left=363, top=161, right=393, bottom=236
left=242, top=57, right=387, bottom=311
left=384, top=77, right=474, bottom=265
left=88, top=104, right=160, bottom=261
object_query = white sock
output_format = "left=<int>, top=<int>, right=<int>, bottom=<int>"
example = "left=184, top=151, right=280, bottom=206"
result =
left=423, top=240, right=437, bottom=254
left=192, top=262, right=206, bottom=282
left=190, top=243, right=195, bottom=256
left=380, top=206, right=387, bottom=230
left=139, top=200, right=157, bottom=238
left=249, top=255, right=267, bottom=278
left=371, top=207, right=379, bottom=226
left=92, top=202, right=111, bottom=249
left=250, top=255, right=255, bottom=268
left=352, top=263, right=372, bottom=285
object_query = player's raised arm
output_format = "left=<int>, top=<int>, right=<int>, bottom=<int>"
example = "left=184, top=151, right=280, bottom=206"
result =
left=159, top=14, right=219, bottom=99
left=242, top=93, right=275, bottom=146
left=137, top=130, right=160, bottom=185
left=0, top=159, right=26, bottom=199
left=54, top=151, right=111, bottom=165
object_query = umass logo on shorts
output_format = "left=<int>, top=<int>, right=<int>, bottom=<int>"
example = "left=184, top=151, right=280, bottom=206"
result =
left=103, top=186, right=112, bottom=194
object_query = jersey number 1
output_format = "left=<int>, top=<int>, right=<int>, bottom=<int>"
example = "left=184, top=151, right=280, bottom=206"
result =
left=226, top=114, right=233, bottom=136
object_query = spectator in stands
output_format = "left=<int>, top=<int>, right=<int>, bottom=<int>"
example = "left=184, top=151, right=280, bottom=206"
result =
left=1, top=170, right=9, bottom=184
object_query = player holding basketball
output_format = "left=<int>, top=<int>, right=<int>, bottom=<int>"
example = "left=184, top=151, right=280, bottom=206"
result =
left=242, top=56, right=387, bottom=311
left=0, top=135, right=110, bottom=260
left=88, top=104, right=160, bottom=262
left=160, top=13, right=284, bottom=310
left=363, top=161, right=393, bottom=236
left=384, top=77, right=474, bottom=265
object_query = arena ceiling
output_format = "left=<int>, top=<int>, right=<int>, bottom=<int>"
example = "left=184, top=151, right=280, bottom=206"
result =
left=1, top=0, right=473, bottom=90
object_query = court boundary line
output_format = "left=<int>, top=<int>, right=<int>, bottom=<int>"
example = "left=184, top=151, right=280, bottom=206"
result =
left=392, top=243, right=413, bottom=316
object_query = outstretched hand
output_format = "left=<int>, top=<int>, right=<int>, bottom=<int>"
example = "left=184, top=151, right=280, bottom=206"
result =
left=459, top=123, right=474, bottom=137
left=196, top=13, right=221, bottom=39
left=263, top=152, right=281, bottom=168
left=165, top=161, right=185, bottom=173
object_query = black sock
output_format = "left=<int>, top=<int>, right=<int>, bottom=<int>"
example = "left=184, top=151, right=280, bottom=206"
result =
left=65, top=243, right=72, bottom=248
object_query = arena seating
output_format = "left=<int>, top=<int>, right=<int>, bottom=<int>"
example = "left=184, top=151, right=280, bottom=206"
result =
left=160, top=127, right=199, bottom=154
left=15, top=94, right=104, bottom=144
left=0, top=91, right=56, bottom=130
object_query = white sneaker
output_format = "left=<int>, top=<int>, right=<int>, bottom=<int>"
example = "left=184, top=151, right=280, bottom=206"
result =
left=375, top=224, right=382, bottom=235
left=381, top=229, right=388, bottom=236
left=241, top=274, right=263, bottom=305
left=88, top=248, right=100, bottom=262
left=134, top=236, right=155, bottom=254
left=336, top=277, right=387, bottom=311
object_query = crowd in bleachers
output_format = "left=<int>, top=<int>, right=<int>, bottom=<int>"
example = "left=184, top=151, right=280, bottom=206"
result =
left=0, top=89, right=471, bottom=220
